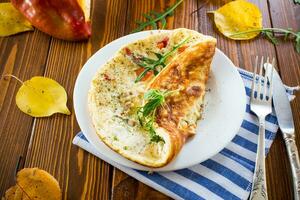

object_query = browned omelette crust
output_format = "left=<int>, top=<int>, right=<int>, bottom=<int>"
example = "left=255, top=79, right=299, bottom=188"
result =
left=149, top=41, right=216, bottom=159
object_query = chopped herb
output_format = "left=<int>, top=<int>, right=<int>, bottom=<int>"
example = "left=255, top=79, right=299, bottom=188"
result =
left=123, top=146, right=128, bottom=150
left=133, top=37, right=190, bottom=82
left=137, top=89, right=174, bottom=143
left=113, top=136, right=119, bottom=141
left=294, top=0, right=300, bottom=4
left=229, top=27, right=300, bottom=53
left=132, top=0, right=184, bottom=33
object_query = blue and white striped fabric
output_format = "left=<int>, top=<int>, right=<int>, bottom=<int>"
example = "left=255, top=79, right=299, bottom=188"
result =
left=72, top=68, right=297, bottom=200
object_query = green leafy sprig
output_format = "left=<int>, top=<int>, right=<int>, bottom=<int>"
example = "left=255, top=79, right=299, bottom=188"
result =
left=133, top=37, right=190, bottom=82
left=132, top=0, right=183, bottom=33
left=137, top=89, right=173, bottom=143
left=294, top=0, right=300, bottom=4
left=229, top=28, right=300, bottom=53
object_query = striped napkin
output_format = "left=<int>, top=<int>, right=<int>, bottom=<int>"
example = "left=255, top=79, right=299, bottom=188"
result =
left=72, top=68, right=298, bottom=200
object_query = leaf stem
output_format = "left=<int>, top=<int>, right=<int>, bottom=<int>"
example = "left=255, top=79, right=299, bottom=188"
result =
left=134, top=37, right=189, bottom=82
left=229, top=28, right=298, bottom=37
left=163, top=36, right=190, bottom=59
left=131, top=0, right=183, bottom=33
left=2, top=74, right=24, bottom=84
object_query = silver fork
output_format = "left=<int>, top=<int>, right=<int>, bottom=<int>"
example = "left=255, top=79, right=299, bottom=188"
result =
left=249, top=56, right=274, bottom=200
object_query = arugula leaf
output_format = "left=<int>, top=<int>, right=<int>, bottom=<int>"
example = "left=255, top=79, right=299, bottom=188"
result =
left=137, top=89, right=173, bottom=143
left=262, top=30, right=278, bottom=45
left=229, top=27, right=300, bottom=53
left=131, top=0, right=183, bottom=33
left=294, top=0, right=300, bottom=4
left=133, top=37, right=190, bottom=82
left=296, top=32, right=300, bottom=53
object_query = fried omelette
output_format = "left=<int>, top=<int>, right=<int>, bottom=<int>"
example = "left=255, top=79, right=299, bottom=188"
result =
left=88, top=28, right=216, bottom=167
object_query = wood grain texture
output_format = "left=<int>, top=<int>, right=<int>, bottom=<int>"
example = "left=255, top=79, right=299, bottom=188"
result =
left=112, top=0, right=198, bottom=199
left=112, top=171, right=170, bottom=200
left=0, top=0, right=300, bottom=199
left=22, top=0, right=128, bottom=199
left=267, top=0, right=300, bottom=199
left=0, top=30, right=51, bottom=196
left=112, top=0, right=175, bottom=198
left=113, top=0, right=299, bottom=199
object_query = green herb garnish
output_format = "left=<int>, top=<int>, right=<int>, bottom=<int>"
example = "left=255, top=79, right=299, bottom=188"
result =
left=113, top=136, right=119, bottom=141
left=137, top=89, right=173, bottom=143
left=132, top=0, right=183, bottom=33
left=294, top=0, right=300, bottom=4
left=134, top=37, right=190, bottom=82
left=229, top=27, right=300, bottom=53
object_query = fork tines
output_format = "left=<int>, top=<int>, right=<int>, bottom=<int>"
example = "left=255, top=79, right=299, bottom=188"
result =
left=251, top=56, right=275, bottom=102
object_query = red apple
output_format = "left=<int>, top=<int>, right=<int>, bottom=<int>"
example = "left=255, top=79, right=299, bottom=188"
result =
left=11, top=0, right=91, bottom=41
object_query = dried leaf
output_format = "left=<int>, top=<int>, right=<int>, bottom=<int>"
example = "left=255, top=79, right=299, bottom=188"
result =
left=210, top=0, right=262, bottom=40
left=0, top=3, right=33, bottom=37
left=3, top=185, right=17, bottom=199
left=15, top=76, right=71, bottom=117
left=16, top=168, right=62, bottom=200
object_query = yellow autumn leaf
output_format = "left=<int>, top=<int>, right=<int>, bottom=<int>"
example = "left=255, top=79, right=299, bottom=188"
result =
left=210, top=0, right=262, bottom=40
left=16, top=168, right=62, bottom=200
left=0, top=3, right=33, bottom=37
left=16, top=76, right=71, bottom=117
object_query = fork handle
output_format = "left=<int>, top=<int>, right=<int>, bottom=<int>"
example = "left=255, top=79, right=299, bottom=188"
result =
left=250, top=118, right=268, bottom=200
left=283, top=133, right=300, bottom=200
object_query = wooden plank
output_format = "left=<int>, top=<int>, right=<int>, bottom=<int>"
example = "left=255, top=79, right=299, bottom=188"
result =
left=196, top=0, right=239, bottom=65
left=113, top=0, right=295, bottom=199
left=266, top=136, right=293, bottom=199
left=112, top=0, right=172, bottom=199
left=112, top=0, right=166, bottom=197
left=23, top=0, right=128, bottom=199
left=267, top=0, right=300, bottom=199
left=198, top=1, right=294, bottom=199
left=112, top=0, right=197, bottom=199
left=111, top=171, right=170, bottom=200
left=201, top=1, right=295, bottom=199
left=0, top=30, right=51, bottom=196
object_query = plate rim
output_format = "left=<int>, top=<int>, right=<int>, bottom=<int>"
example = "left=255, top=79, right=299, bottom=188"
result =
left=73, top=30, right=246, bottom=171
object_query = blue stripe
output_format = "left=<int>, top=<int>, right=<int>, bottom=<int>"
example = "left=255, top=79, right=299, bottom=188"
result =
left=245, top=86, right=251, bottom=97
left=241, top=120, right=276, bottom=140
left=241, top=75, right=253, bottom=82
left=244, top=84, right=291, bottom=103
left=232, top=135, right=257, bottom=153
left=239, top=69, right=294, bottom=95
left=74, top=69, right=290, bottom=200
left=136, top=171, right=204, bottom=200
left=78, top=132, right=89, bottom=142
left=201, top=159, right=251, bottom=190
left=220, top=148, right=255, bottom=171
left=239, top=70, right=253, bottom=80
left=266, top=113, right=278, bottom=125
left=245, top=86, right=270, bottom=99
left=233, top=134, right=271, bottom=154
left=176, top=169, right=241, bottom=200
left=287, top=88, right=293, bottom=95
left=245, top=104, right=278, bottom=124
left=244, top=86, right=278, bottom=121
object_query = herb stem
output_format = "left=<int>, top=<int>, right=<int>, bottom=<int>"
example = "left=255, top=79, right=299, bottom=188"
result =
left=2, top=74, right=24, bottom=84
left=132, top=0, right=183, bottom=33
left=133, top=37, right=190, bottom=82
left=137, top=89, right=174, bottom=143
left=163, top=36, right=190, bottom=59
left=229, top=28, right=298, bottom=37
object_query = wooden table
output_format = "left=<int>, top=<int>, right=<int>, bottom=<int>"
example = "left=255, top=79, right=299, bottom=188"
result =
left=0, top=0, right=299, bottom=199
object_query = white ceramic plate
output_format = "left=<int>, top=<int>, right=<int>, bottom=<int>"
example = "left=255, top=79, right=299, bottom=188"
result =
left=74, top=30, right=246, bottom=172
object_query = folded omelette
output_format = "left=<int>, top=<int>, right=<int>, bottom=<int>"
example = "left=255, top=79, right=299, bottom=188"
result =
left=88, top=28, right=216, bottom=167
